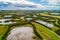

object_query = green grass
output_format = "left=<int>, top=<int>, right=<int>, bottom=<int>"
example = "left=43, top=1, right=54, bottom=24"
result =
left=51, top=26, right=60, bottom=31
left=55, top=19, right=60, bottom=27
left=40, top=13, right=60, bottom=19
left=0, top=25, right=8, bottom=40
left=31, top=22, right=60, bottom=40
left=38, top=16, right=60, bottom=31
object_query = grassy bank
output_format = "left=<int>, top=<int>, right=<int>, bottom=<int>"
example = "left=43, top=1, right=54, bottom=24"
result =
left=31, top=22, right=60, bottom=40
left=0, top=25, right=8, bottom=40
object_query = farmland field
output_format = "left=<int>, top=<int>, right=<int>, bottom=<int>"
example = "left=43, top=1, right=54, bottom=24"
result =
left=0, top=25, right=8, bottom=40
left=0, top=10, right=60, bottom=40
left=31, top=22, right=60, bottom=40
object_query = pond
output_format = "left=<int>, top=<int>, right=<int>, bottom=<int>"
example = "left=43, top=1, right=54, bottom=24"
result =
left=7, top=27, right=34, bottom=40
left=35, top=20, right=54, bottom=28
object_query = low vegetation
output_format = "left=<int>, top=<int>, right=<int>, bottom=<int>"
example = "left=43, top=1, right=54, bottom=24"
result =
left=0, top=10, right=60, bottom=40
left=0, top=25, right=8, bottom=40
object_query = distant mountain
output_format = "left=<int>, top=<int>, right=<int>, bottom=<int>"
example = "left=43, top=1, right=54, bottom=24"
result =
left=0, top=10, right=60, bottom=13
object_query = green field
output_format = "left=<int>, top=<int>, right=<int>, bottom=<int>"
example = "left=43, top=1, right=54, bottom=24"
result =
left=31, top=22, right=60, bottom=40
left=0, top=11, right=60, bottom=40
left=0, top=25, right=8, bottom=40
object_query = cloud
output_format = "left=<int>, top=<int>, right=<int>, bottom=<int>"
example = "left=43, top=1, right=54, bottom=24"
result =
left=44, top=5, right=60, bottom=10
left=40, top=0, right=45, bottom=2
left=46, top=0, right=60, bottom=5
left=0, top=0, right=46, bottom=10
left=0, top=0, right=60, bottom=10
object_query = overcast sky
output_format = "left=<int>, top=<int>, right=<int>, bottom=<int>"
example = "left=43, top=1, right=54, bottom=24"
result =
left=0, top=0, right=60, bottom=10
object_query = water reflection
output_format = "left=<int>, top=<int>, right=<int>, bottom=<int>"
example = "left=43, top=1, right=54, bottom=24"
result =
left=7, top=27, right=34, bottom=40
left=35, top=20, right=54, bottom=28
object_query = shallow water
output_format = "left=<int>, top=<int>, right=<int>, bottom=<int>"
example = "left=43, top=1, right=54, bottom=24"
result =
left=7, top=27, right=34, bottom=40
left=35, top=20, right=54, bottom=28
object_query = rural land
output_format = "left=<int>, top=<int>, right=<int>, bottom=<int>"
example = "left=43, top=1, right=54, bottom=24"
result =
left=0, top=10, right=60, bottom=40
